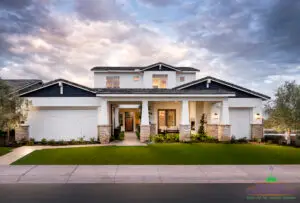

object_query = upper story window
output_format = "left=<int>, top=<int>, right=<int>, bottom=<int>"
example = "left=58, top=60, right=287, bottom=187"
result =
left=106, top=76, right=120, bottom=88
left=133, top=75, right=140, bottom=81
left=152, top=74, right=168, bottom=88
left=180, top=76, right=185, bottom=82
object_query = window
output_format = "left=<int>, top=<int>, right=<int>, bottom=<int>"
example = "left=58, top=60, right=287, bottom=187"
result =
left=106, top=76, right=119, bottom=88
left=180, top=76, right=185, bottom=82
left=133, top=75, right=140, bottom=81
left=158, top=109, right=176, bottom=128
left=152, top=74, right=168, bottom=88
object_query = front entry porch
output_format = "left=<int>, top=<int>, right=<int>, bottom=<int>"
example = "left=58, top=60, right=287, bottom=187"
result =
left=97, top=98, right=237, bottom=144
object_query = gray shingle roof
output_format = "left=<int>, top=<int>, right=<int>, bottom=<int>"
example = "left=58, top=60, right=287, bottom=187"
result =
left=174, top=76, right=271, bottom=100
left=3, top=79, right=42, bottom=92
left=95, top=88, right=234, bottom=95
left=91, top=62, right=199, bottom=72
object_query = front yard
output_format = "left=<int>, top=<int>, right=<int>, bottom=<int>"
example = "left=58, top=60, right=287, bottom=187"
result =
left=12, top=143, right=300, bottom=165
left=0, top=147, right=12, bottom=156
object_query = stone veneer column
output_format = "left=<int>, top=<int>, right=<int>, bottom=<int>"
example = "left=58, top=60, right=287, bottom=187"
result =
left=251, top=124, right=263, bottom=139
left=140, top=100, right=150, bottom=142
left=218, top=99, right=231, bottom=141
left=180, top=99, right=191, bottom=141
left=206, top=124, right=218, bottom=138
left=15, top=125, right=29, bottom=142
left=150, top=124, right=156, bottom=136
left=218, top=125, right=231, bottom=141
left=97, top=99, right=111, bottom=144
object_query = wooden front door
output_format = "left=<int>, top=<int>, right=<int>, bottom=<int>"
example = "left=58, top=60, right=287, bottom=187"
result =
left=125, top=112, right=134, bottom=131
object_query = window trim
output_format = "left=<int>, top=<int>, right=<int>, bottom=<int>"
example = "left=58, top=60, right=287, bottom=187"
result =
left=157, top=109, right=176, bottom=129
left=180, top=76, right=185, bottom=82
left=106, top=76, right=120, bottom=88
left=152, top=74, right=168, bottom=89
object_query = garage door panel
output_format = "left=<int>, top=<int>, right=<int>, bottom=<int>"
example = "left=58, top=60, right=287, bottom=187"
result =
left=28, top=109, right=97, bottom=141
left=229, top=108, right=251, bottom=139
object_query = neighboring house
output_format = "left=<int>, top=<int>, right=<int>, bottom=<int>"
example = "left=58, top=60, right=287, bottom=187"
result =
left=16, top=62, right=270, bottom=143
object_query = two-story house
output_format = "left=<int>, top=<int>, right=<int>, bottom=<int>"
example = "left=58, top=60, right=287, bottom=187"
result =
left=18, top=62, right=270, bottom=143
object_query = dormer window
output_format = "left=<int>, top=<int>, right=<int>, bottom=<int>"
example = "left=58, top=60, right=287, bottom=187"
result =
left=152, top=74, right=167, bottom=88
left=133, top=75, right=140, bottom=81
left=106, top=76, right=120, bottom=88
left=180, top=76, right=185, bottom=82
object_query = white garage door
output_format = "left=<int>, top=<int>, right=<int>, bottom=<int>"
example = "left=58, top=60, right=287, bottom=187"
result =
left=229, top=108, right=251, bottom=139
left=27, top=108, right=98, bottom=141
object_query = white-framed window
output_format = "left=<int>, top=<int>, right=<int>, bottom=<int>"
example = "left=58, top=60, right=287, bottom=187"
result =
left=106, top=76, right=120, bottom=88
left=133, top=75, right=140, bottom=81
left=152, top=74, right=168, bottom=88
left=180, top=76, right=185, bottom=82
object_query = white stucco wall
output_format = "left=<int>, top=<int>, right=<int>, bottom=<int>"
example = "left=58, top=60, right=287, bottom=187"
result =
left=94, top=71, right=196, bottom=89
left=143, top=71, right=177, bottom=88
left=176, top=73, right=196, bottom=86
left=94, top=72, right=143, bottom=88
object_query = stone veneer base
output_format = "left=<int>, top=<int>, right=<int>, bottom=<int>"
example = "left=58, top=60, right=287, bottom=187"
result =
left=150, top=124, right=156, bottom=136
left=206, top=124, right=219, bottom=138
left=140, top=125, right=150, bottom=143
left=15, top=125, right=29, bottom=142
left=179, top=124, right=191, bottom=142
left=98, top=125, right=111, bottom=144
left=218, top=125, right=231, bottom=141
left=251, top=124, right=263, bottom=139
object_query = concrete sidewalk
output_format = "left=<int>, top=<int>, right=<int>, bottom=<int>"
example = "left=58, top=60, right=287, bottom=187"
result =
left=0, top=165, right=300, bottom=184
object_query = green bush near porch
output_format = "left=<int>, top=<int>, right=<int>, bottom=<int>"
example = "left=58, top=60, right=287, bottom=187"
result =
left=12, top=143, right=300, bottom=165
left=150, top=133, right=218, bottom=143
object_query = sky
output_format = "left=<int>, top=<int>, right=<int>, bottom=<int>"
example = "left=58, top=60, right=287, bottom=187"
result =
left=1, top=0, right=300, bottom=98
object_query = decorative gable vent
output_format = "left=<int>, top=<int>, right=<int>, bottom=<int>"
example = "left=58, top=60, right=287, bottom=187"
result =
left=206, top=79, right=211, bottom=88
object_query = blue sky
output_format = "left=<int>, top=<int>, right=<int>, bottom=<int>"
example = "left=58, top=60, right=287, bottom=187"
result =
left=1, top=0, right=300, bottom=98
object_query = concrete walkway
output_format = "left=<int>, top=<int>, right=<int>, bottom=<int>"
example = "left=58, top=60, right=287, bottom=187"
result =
left=0, top=144, right=112, bottom=165
left=111, top=132, right=146, bottom=146
left=0, top=165, right=300, bottom=184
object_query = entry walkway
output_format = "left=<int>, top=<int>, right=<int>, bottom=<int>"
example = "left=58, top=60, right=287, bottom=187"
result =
left=0, top=165, right=300, bottom=183
left=112, top=132, right=146, bottom=146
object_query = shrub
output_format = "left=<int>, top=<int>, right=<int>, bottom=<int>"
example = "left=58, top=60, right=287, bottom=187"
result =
left=237, top=137, right=248, bottom=143
left=26, top=138, right=35, bottom=146
left=164, top=133, right=179, bottom=142
left=198, top=114, right=206, bottom=134
left=57, top=139, right=67, bottom=145
left=40, top=138, right=47, bottom=145
left=153, top=134, right=165, bottom=143
left=90, top=137, right=97, bottom=143
left=230, top=136, right=237, bottom=144
left=191, top=133, right=217, bottom=143
left=48, top=139, right=56, bottom=145
left=262, top=135, right=285, bottom=144
left=136, top=131, right=140, bottom=139
left=70, top=139, right=77, bottom=145
left=119, top=131, right=125, bottom=140
left=77, top=136, right=86, bottom=144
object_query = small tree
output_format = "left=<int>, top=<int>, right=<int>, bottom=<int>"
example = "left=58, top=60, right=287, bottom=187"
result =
left=198, top=113, right=206, bottom=135
left=265, top=81, right=300, bottom=140
left=0, top=79, right=28, bottom=144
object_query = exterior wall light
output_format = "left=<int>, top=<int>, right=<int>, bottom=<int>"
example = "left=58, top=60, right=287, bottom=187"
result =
left=255, top=113, right=261, bottom=120
left=213, top=113, right=219, bottom=119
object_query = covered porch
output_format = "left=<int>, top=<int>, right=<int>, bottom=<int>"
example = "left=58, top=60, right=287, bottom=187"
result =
left=97, top=94, right=251, bottom=144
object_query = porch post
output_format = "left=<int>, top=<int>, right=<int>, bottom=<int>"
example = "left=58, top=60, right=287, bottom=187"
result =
left=218, top=98, right=231, bottom=141
left=251, top=105, right=263, bottom=140
left=114, top=106, right=119, bottom=128
left=180, top=99, right=191, bottom=141
left=97, top=99, right=111, bottom=144
left=140, top=99, right=150, bottom=142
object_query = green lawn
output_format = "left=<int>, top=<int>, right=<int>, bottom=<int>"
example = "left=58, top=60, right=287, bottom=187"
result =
left=0, top=147, right=12, bottom=156
left=12, top=143, right=300, bottom=165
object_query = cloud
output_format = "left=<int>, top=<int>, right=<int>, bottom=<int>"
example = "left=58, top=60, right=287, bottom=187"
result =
left=138, top=0, right=179, bottom=7
left=75, top=0, right=128, bottom=21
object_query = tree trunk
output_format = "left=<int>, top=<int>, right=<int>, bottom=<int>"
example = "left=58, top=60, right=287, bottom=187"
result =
left=6, top=127, right=10, bottom=145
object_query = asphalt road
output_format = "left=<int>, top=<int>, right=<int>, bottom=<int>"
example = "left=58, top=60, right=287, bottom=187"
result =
left=0, top=184, right=299, bottom=203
